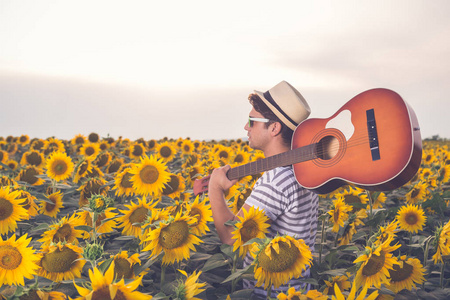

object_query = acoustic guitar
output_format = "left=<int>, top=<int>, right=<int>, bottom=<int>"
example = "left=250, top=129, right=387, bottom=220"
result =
left=194, top=88, right=422, bottom=195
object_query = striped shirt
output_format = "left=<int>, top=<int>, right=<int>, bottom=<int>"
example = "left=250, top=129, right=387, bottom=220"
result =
left=242, top=166, right=319, bottom=299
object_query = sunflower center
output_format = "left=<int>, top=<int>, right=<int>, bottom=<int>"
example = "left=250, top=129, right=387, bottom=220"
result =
left=132, top=145, right=144, bottom=157
left=159, top=221, right=190, bottom=249
left=41, top=246, right=79, bottom=273
left=45, top=197, right=57, bottom=212
left=189, top=207, right=201, bottom=226
left=96, top=154, right=109, bottom=167
left=333, top=207, right=341, bottom=223
left=219, top=151, right=229, bottom=159
left=75, top=137, right=85, bottom=144
left=0, top=198, right=13, bottom=221
left=114, top=257, right=134, bottom=279
left=121, top=172, right=134, bottom=188
left=92, top=287, right=126, bottom=300
left=361, top=251, right=386, bottom=276
left=344, top=195, right=361, bottom=205
left=234, top=154, right=244, bottom=163
left=162, top=175, right=180, bottom=195
left=140, top=165, right=159, bottom=184
left=160, top=146, right=172, bottom=158
left=129, top=207, right=148, bottom=225
left=240, top=219, right=259, bottom=243
left=0, top=245, right=22, bottom=270
left=52, top=160, right=68, bottom=175
left=389, top=261, right=414, bottom=282
left=405, top=212, right=418, bottom=225
left=27, top=152, right=42, bottom=166
left=411, top=188, right=420, bottom=198
left=258, top=241, right=299, bottom=272
left=20, top=167, right=39, bottom=184
left=52, top=223, right=73, bottom=243
left=85, top=147, right=95, bottom=156
left=107, top=160, right=122, bottom=173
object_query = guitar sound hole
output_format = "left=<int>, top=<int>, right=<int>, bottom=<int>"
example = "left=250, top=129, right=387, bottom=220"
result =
left=316, top=136, right=339, bottom=160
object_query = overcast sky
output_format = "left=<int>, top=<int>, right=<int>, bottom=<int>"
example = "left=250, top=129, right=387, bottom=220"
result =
left=1, top=0, right=449, bottom=141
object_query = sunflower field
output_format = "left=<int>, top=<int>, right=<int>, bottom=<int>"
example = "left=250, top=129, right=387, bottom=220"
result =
left=0, top=133, right=449, bottom=300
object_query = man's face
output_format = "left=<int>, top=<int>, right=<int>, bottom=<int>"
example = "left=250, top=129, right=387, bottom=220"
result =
left=244, top=107, right=271, bottom=151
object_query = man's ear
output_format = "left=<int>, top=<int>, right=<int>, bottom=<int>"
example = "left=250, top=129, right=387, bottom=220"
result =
left=271, top=122, right=282, bottom=137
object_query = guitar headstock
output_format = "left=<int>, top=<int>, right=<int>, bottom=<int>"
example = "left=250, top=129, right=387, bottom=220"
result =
left=193, top=175, right=210, bottom=196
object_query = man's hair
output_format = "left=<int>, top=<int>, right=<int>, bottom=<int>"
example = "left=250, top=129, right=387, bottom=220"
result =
left=248, top=93, right=294, bottom=146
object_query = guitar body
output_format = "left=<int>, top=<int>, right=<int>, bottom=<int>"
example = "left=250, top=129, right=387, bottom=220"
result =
left=292, top=88, right=422, bottom=194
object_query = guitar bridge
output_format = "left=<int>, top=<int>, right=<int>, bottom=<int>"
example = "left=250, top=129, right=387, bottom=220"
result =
left=366, top=109, right=380, bottom=161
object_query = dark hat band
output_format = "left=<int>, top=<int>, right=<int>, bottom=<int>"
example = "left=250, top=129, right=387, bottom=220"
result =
left=263, top=91, right=297, bottom=127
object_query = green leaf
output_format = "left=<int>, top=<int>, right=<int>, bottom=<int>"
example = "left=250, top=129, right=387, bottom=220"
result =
left=221, top=265, right=254, bottom=284
left=75, top=225, right=93, bottom=232
left=317, top=268, right=347, bottom=277
left=202, top=253, right=230, bottom=272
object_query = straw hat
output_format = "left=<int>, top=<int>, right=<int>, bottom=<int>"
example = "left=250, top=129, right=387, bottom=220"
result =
left=254, top=81, right=311, bottom=130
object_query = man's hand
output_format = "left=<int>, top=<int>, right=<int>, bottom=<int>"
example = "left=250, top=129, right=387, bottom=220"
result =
left=208, top=165, right=238, bottom=194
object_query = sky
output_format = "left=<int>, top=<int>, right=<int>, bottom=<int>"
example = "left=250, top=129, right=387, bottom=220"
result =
left=1, top=0, right=449, bottom=142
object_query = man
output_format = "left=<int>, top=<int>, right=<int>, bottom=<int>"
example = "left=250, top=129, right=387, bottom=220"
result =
left=208, top=81, right=319, bottom=298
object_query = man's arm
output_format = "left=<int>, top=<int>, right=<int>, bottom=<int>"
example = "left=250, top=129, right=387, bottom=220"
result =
left=208, top=165, right=239, bottom=245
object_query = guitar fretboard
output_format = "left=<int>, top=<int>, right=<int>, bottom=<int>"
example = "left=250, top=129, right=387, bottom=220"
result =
left=227, top=143, right=317, bottom=180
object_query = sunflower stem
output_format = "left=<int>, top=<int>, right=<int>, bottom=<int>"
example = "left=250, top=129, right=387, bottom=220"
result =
left=161, top=264, right=166, bottom=288
left=440, top=261, right=446, bottom=288
left=319, top=218, right=326, bottom=265
left=366, top=190, right=373, bottom=235
left=266, top=285, right=272, bottom=299
left=231, top=253, right=238, bottom=293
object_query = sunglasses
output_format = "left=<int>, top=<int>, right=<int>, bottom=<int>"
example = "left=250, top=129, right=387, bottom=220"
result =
left=248, top=117, right=272, bottom=128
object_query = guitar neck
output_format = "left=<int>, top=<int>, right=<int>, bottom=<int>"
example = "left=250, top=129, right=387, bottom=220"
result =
left=227, top=143, right=317, bottom=180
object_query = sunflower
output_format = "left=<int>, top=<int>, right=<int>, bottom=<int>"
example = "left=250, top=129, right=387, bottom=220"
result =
left=230, top=184, right=253, bottom=215
left=0, top=234, right=39, bottom=287
left=129, top=142, right=146, bottom=160
left=5, top=159, right=19, bottom=171
left=232, top=206, right=270, bottom=258
left=141, top=212, right=202, bottom=265
left=432, top=220, right=450, bottom=264
left=93, top=151, right=112, bottom=168
left=117, top=196, right=154, bottom=237
left=73, top=158, right=94, bottom=183
left=277, top=288, right=328, bottom=300
left=88, top=132, right=100, bottom=143
left=77, top=177, right=108, bottom=207
left=328, top=198, right=353, bottom=233
left=71, top=133, right=87, bottom=146
left=0, top=186, right=28, bottom=235
left=438, top=165, right=450, bottom=184
left=323, top=273, right=351, bottom=296
left=405, top=181, right=428, bottom=204
left=43, top=137, right=65, bottom=155
left=16, top=165, right=45, bottom=186
left=180, top=139, right=194, bottom=156
left=30, top=139, right=44, bottom=151
left=39, top=214, right=85, bottom=246
left=335, top=187, right=369, bottom=212
left=80, top=142, right=101, bottom=159
left=186, top=195, right=213, bottom=237
left=214, top=145, right=232, bottom=164
left=147, top=139, right=157, bottom=151
left=162, top=173, right=186, bottom=199
left=106, top=157, right=124, bottom=174
left=422, top=150, right=436, bottom=165
left=354, top=235, right=400, bottom=290
left=18, top=190, right=39, bottom=218
left=387, top=255, right=426, bottom=293
left=373, top=220, right=399, bottom=247
left=76, top=207, right=118, bottom=238
left=368, top=191, right=387, bottom=210
left=0, top=150, right=8, bottom=164
left=332, top=282, right=379, bottom=300
left=184, top=164, right=205, bottom=187
left=20, top=150, right=45, bottom=168
left=396, top=204, right=427, bottom=233
left=46, top=151, right=75, bottom=182
left=37, top=242, right=85, bottom=282
left=40, top=190, right=64, bottom=218
left=156, top=141, right=177, bottom=163
left=251, top=235, right=313, bottom=289
left=102, top=251, right=142, bottom=280
left=113, top=166, right=135, bottom=197
left=17, top=134, right=30, bottom=146
left=21, top=289, right=67, bottom=300
left=73, top=261, right=152, bottom=300
left=175, top=270, right=207, bottom=300
left=0, top=176, right=17, bottom=188
left=129, top=155, right=171, bottom=197
left=231, top=149, right=251, bottom=166
left=338, top=210, right=367, bottom=246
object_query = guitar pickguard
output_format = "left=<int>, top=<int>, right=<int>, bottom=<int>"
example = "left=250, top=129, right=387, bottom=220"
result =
left=325, top=110, right=354, bottom=141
